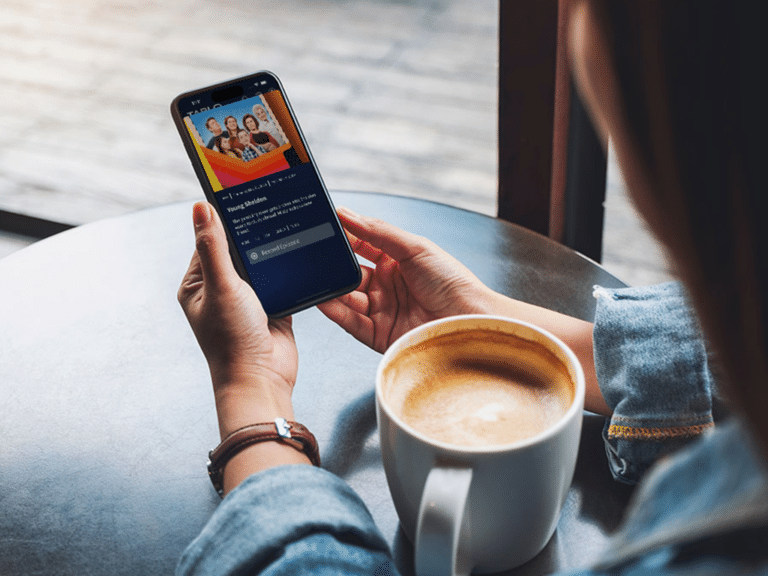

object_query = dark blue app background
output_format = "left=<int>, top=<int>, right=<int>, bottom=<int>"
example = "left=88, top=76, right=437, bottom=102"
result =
left=214, top=164, right=359, bottom=315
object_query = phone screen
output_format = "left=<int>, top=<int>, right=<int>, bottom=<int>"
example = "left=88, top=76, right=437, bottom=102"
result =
left=172, top=72, right=360, bottom=317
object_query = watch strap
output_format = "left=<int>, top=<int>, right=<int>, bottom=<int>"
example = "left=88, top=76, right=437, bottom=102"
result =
left=207, top=418, right=320, bottom=496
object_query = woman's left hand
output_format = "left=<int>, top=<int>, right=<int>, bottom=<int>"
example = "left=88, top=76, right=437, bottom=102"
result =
left=178, top=202, right=299, bottom=438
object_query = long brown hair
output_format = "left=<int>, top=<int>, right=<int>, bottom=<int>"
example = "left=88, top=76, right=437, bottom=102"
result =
left=592, top=1, right=768, bottom=455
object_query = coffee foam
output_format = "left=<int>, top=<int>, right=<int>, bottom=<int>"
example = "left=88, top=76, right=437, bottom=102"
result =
left=382, top=329, right=574, bottom=447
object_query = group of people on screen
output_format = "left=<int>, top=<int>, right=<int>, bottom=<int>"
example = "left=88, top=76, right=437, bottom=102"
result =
left=203, top=104, right=286, bottom=162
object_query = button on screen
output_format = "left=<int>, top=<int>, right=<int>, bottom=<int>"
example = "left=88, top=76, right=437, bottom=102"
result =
left=245, top=223, right=335, bottom=263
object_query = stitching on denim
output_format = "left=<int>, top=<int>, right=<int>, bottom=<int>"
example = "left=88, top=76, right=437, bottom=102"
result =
left=607, top=422, right=714, bottom=441
left=612, top=414, right=713, bottom=425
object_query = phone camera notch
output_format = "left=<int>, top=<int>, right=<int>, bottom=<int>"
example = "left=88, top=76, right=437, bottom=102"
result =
left=212, top=85, right=244, bottom=103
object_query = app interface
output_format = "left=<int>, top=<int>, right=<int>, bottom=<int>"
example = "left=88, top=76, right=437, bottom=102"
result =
left=177, top=75, right=358, bottom=314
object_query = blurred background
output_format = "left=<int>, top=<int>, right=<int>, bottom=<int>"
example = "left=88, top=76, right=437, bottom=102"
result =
left=0, top=0, right=674, bottom=286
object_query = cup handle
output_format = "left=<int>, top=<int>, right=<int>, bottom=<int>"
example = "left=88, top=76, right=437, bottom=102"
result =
left=415, top=466, right=473, bottom=576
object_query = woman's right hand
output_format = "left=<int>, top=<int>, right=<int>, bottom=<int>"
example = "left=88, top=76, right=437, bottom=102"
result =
left=318, top=207, right=498, bottom=353
left=320, top=207, right=609, bottom=414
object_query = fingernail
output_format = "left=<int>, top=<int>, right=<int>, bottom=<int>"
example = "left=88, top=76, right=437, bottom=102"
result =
left=337, top=206, right=361, bottom=221
left=193, top=202, right=211, bottom=230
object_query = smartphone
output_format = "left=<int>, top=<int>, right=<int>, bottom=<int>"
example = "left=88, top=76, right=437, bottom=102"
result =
left=171, top=71, right=361, bottom=317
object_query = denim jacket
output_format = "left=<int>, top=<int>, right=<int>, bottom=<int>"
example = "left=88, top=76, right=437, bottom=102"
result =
left=177, top=283, right=768, bottom=575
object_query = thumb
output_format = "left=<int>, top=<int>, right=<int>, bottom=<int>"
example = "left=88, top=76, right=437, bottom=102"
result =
left=336, top=206, right=426, bottom=263
left=193, top=202, right=238, bottom=292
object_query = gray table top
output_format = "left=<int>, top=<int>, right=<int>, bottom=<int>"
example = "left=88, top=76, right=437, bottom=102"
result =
left=0, top=192, right=631, bottom=575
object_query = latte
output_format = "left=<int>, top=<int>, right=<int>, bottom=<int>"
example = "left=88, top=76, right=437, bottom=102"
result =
left=381, top=328, right=574, bottom=447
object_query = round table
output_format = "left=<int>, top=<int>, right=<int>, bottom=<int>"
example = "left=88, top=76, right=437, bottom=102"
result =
left=0, top=192, right=631, bottom=575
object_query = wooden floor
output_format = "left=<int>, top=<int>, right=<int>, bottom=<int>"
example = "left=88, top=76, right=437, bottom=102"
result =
left=0, top=0, right=675, bottom=286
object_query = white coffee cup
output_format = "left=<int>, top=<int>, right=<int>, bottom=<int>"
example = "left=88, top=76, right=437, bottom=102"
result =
left=376, top=315, right=585, bottom=575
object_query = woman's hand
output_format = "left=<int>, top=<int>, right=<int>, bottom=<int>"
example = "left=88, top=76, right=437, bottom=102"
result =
left=318, top=207, right=498, bottom=353
left=178, top=202, right=299, bottom=434
left=319, top=208, right=610, bottom=415
left=178, top=202, right=309, bottom=494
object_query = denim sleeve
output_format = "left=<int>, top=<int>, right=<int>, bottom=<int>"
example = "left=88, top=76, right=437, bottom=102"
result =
left=592, top=282, right=715, bottom=485
left=176, top=465, right=399, bottom=576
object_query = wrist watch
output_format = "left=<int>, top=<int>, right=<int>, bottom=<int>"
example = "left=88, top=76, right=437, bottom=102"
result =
left=207, top=418, right=321, bottom=497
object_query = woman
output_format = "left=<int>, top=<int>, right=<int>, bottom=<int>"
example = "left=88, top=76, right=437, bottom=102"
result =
left=252, top=104, right=285, bottom=146
left=223, top=115, right=245, bottom=151
left=213, top=135, right=242, bottom=160
left=242, top=113, right=279, bottom=152
left=176, top=1, right=768, bottom=574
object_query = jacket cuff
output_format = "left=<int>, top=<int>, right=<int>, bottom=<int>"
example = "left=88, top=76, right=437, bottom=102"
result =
left=177, top=465, right=394, bottom=575
left=592, top=283, right=715, bottom=484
